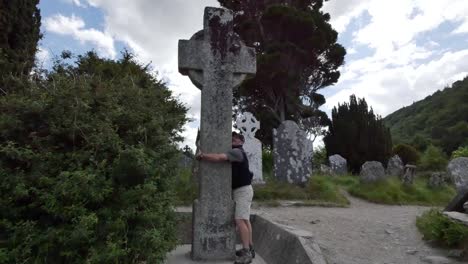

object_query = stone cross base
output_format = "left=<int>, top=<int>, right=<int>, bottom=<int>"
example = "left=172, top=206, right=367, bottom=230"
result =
left=191, top=199, right=236, bottom=260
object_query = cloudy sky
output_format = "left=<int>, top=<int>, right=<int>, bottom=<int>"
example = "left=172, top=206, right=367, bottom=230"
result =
left=38, top=0, right=468, bottom=149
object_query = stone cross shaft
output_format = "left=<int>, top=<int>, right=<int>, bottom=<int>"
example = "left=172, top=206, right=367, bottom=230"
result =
left=178, top=7, right=256, bottom=261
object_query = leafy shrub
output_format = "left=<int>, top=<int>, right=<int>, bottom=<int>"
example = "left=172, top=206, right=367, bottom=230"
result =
left=174, top=167, right=197, bottom=205
left=393, top=144, right=420, bottom=165
left=417, top=209, right=468, bottom=249
left=411, top=133, right=431, bottom=152
left=452, top=146, right=468, bottom=159
left=312, top=146, right=327, bottom=169
left=0, top=52, right=187, bottom=263
left=419, top=145, right=448, bottom=171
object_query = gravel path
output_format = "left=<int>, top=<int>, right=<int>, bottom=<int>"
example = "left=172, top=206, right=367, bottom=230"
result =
left=253, top=193, right=462, bottom=264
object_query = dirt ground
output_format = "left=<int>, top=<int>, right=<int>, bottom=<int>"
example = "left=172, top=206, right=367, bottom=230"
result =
left=253, top=193, right=463, bottom=264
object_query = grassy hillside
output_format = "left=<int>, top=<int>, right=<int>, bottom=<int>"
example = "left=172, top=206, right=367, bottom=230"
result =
left=384, top=76, right=468, bottom=154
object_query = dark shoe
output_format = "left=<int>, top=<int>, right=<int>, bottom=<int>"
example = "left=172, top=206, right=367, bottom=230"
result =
left=250, top=246, right=255, bottom=259
left=234, top=248, right=252, bottom=264
left=236, top=246, right=255, bottom=259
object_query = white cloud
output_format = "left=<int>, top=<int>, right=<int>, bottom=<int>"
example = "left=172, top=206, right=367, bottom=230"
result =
left=36, top=46, right=50, bottom=66
left=81, top=0, right=219, bottom=148
left=322, top=0, right=370, bottom=33
left=453, top=21, right=468, bottom=34
left=325, top=49, right=468, bottom=117
left=63, top=0, right=87, bottom=8
left=44, top=14, right=116, bottom=58
left=347, top=48, right=357, bottom=55
left=322, top=0, right=468, bottom=120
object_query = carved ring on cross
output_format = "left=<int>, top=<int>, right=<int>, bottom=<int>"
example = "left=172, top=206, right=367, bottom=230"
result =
left=235, top=112, right=260, bottom=139
left=183, top=30, right=250, bottom=90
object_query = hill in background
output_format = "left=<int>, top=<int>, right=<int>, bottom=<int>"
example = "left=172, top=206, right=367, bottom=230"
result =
left=384, top=76, right=468, bottom=155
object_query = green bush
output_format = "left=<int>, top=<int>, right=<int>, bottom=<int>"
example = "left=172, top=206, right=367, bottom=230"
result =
left=0, top=52, right=187, bottom=263
left=452, top=146, right=468, bottom=159
left=419, top=145, right=448, bottom=171
left=393, top=144, right=420, bottom=165
left=417, top=209, right=468, bottom=249
left=262, top=149, right=274, bottom=181
left=349, top=177, right=455, bottom=206
left=174, top=167, right=197, bottom=205
left=312, top=146, right=327, bottom=169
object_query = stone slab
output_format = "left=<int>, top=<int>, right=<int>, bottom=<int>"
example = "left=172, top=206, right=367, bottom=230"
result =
left=443, top=211, right=468, bottom=227
left=253, top=215, right=327, bottom=264
left=165, top=244, right=267, bottom=264
left=445, top=187, right=468, bottom=212
left=273, top=120, right=313, bottom=184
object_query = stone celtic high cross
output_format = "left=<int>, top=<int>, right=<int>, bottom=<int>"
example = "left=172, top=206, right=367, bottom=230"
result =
left=178, top=7, right=256, bottom=260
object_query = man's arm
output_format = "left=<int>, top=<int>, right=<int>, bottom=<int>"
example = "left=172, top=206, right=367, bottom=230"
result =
left=196, top=152, right=229, bottom=162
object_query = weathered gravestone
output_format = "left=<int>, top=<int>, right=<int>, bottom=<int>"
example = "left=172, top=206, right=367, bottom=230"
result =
left=447, top=157, right=468, bottom=190
left=236, top=112, right=264, bottom=184
left=428, top=172, right=446, bottom=189
left=178, top=7, right=256, bottom=260
left=386, top=155, right=404, bottom=177
left=402, top=164, right=417, bottom=185
left=360, top=161, right=386, bottom=183
left=329, top=154, right=347, bottom=175
left=320, top=164, right=332, bottom=174
left=273, top=120, right=313, bottom=185
left=445, top=186, right=468, bottom=213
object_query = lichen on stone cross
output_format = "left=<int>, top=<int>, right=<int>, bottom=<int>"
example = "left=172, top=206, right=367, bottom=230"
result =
left=178, top=7, right=256, bottom=261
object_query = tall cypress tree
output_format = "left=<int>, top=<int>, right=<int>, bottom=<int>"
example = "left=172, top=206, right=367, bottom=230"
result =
left=218, top=0, right=346, bottom=146
left=324, top=95, right=393, bottom=173
left=0, top=0, right=41, bottom=78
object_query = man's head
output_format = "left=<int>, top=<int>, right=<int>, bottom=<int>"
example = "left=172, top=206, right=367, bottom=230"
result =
left=232, top=131, right=245, bottom=146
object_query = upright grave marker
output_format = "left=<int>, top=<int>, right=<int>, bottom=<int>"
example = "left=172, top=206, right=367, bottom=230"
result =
left=236, top=112, right=264, bottom=184
left=273, top=120, right=313, bottom=185
left=179, top=7, right=256, bottom=260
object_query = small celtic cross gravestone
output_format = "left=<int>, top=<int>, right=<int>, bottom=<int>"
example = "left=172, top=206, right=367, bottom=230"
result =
left=178, top=7, right=256, bottom=260
left=236, top=112, right=263, bottom=184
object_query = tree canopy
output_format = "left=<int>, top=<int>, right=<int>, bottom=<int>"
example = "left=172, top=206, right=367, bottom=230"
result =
left=218, top=0, right=346, bottom=146
left=324, top=95, right=393, bottom=173
left=0, top=0, right=41, bottom=79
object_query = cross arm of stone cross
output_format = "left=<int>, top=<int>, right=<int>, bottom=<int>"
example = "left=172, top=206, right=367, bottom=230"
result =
left=178, top=38, right=206, bottom=88
left=178, top=7, right=256, bottom=90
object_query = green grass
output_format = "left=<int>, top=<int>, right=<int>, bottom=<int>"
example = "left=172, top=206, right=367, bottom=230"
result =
left=253, top=180, right=309, bottom=200
left=322, top=174, right=360, bottom=188
left=416, top=209, right=468, bottom=258
left=173, top=167, right=456, bottom=208
left=306, top=176, right=350, bottom=206
left=348, top=176, right=456, bottom=206
left=253, top=175, right=351, bottom=207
